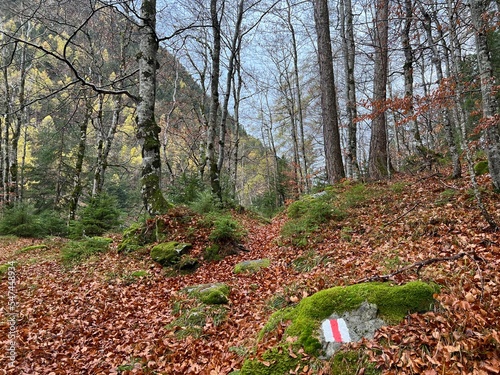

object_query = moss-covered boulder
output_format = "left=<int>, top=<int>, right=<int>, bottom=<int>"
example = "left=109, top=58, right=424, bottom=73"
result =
left=117, top=222, right=145, bottom=253
left=184, top=283, right=230, bottom=305
left=234, top=258, right=270, bottom=274
left=150, top=241, right=192, bottom=266
left=240, top=281, right=438, bottom=374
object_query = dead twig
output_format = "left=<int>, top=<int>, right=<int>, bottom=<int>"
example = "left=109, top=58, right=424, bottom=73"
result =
left=354, top=252, right=476, bottom=284
left=383, top=202, right=420, bottom=227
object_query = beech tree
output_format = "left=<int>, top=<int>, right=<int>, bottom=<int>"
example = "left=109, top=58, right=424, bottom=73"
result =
left=135, top=0, right=170, bottom=214
left=368, top=0, right=390, bottom=180
left=313, top=0, right=345, bottom=183
left=470, top=0, right=500, bottom=191
left=340, top=0, right=359, bottom=178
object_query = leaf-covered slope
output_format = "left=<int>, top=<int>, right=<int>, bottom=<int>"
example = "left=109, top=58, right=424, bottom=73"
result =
left=0, top=169, right=499, bottom=374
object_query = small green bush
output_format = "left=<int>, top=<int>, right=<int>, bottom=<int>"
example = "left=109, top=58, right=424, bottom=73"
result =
left=281, top=196, right=334, bottom=246
left=190, top=190, right=220, bottom=214
left=61, top=237, right=112, bottom=265
left=0, top=203, right=44, bottom=238
left=166, top=172, right=205, bottom=205
left=203, top=244, right=222, bottom=261
left=39, top=210, right=68, bottom=236
left=209, top=215, right=245, bottom=243
left=69, top=194, right=121, bottom=239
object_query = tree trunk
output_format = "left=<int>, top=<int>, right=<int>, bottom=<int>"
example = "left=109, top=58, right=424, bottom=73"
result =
left=402, top=0, right=423, bottom=152
left=207, top=0, right=222, bottom=202
left=368, top=0, right=390, bottom=180
left=93, top=94, right=121, bottom=196
left=231, top=49, right=242, bottom=201
left=287, top=0, right=309, bottom=191
left=421, top=6, right=462, bottom=178
left=137, top=0, right=170, bottom=215
left=340, top=0, right=359, bottom=179
left=470, top=0, right=500, bottom=191
left=217, top=0, right=244, bottom=186
left=313, top=0, right=345, bottom=183
left=2, top=42, right=12, bottom=203
left=68, top=99, right=90, bottom=221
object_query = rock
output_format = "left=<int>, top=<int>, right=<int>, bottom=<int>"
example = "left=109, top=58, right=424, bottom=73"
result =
left=177, top=254, right=199, bottom=271
left=320, top=301, right=386, bottom=358
left=117, top=223, right=146, bottom=253
left=150, top=241, right=192, bottom=266
left=184, top=283, right=230, bottom=304
left=234, top=258, right=270, bottom=274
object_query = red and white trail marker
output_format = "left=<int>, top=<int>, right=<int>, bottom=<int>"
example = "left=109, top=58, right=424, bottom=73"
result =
left=321, top=318, right=351, bottom=343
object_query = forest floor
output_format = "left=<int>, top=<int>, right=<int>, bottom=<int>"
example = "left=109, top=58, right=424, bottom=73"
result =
left=0, top=168, right=499, bottom=375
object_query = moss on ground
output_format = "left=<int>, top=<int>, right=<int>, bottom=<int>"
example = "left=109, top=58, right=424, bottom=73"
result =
left=0, top=263, right=13, bottom=279
left=17, top=244, right=48, bottom=253
left=150, top=241, right=191, bottom=266
left=234, top=259, right=270, bottom=274
left=117, top=222, right=145, bottom=253
left=184, top=283, right=230, bottom=305
left=474, top=160, right=489, bottom=176
left=240, top=347, right=302, bottom=375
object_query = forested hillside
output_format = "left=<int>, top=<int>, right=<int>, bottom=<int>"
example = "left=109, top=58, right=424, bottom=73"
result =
left=1, top=0, right=500, bottom=219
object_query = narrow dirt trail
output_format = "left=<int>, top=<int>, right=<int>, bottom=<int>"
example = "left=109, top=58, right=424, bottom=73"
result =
left=0, top=214, right=298, bottom=374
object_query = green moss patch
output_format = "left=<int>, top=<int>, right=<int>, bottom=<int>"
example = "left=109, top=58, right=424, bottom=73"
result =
left=17, top=244, right=49, bottom=253
left=240, top=347, right=302, bottom=375
left=474, top=160, right=489, bottom=176
left=117, top=222, right=145, bottom=253
left=150, top=241, right=191, bottom=267
left=234, top=259, right=270, bottom=274
left=184, top=283, right=230, bottom=305
left=0, top=263, right=15, bottom=279
left=247, top=281, right=438, bottom=374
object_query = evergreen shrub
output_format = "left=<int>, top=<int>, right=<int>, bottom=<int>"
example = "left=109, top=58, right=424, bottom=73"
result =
left=190, top=190, right=220, bottom=214
left=209, top=214, right=245, bottom=243
left=166, top=172, right=205, bottom=205
left=69, top=194, right=121, bottom=238
left=0, top=203, right=66, bottom=238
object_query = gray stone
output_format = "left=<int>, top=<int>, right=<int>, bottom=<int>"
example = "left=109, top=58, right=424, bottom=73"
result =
left=150, top=241, right=192, bottom=267
left=320, top=301, right=386, bottom=358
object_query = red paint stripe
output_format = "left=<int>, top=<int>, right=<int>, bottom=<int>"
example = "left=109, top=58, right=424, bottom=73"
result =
left=329, top=319, right=342, bottom=342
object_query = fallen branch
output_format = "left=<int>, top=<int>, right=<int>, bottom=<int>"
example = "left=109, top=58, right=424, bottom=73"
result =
left=354, top=252, right=480, bottom=284
left=383, top=202, right=420, bottom=227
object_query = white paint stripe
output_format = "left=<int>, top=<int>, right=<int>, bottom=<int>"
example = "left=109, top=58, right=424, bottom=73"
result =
left=337, top=318, right=351, bottom=342
left=322, top=319, right=335, bottom=342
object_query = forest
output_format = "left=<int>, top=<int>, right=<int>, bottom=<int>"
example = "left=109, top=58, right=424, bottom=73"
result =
left=0, top=0, right=499, bottom=374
